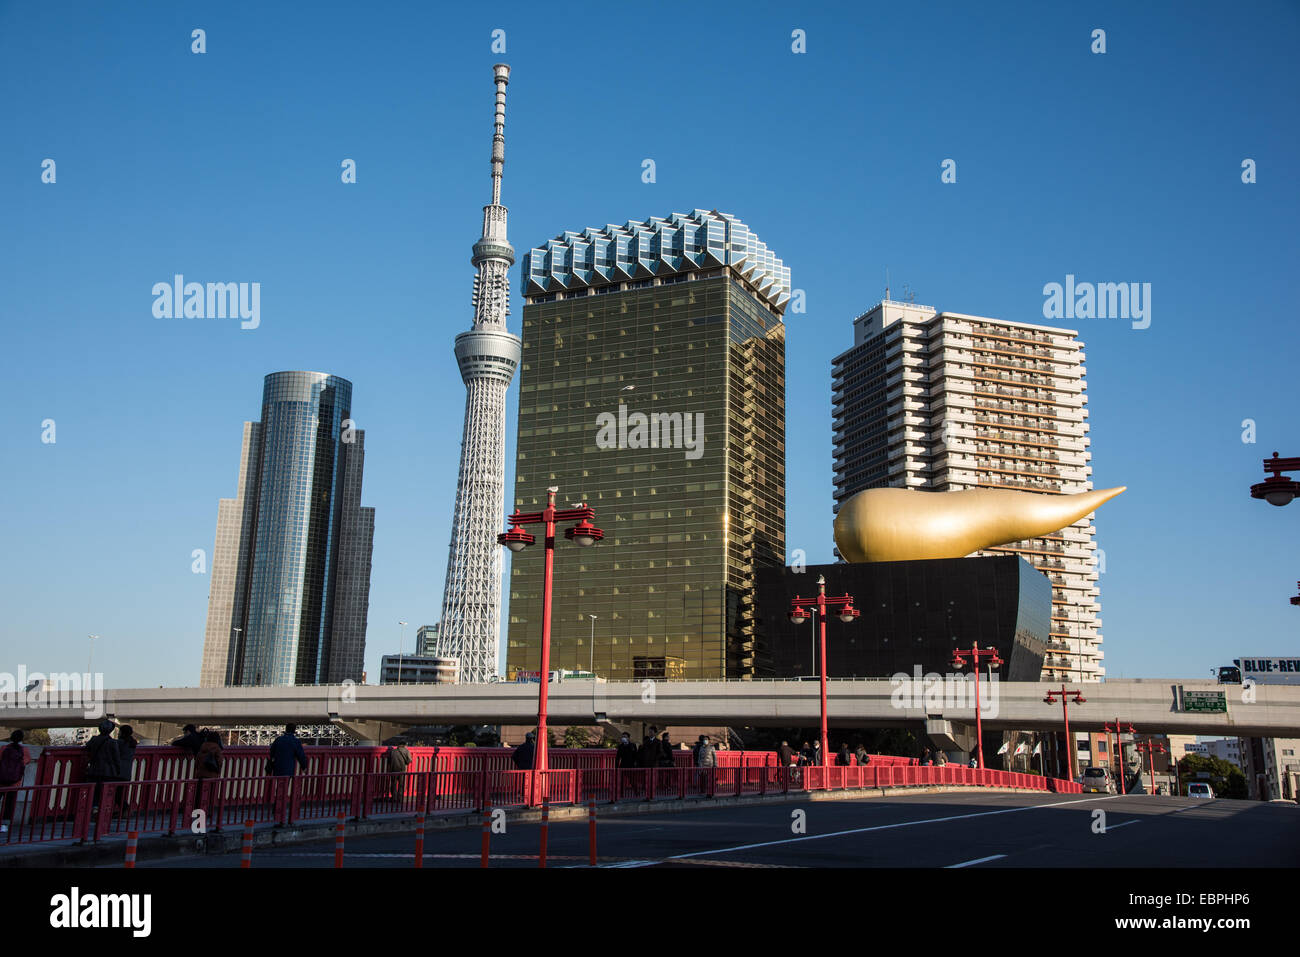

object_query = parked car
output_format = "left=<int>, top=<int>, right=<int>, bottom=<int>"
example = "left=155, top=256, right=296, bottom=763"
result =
left=1081, top=766, right=1117, bottom=794
left=1187, top=782, right=1215, bottom=799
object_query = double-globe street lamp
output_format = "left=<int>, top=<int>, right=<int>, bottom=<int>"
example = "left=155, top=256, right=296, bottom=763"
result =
left=788, top=575, right=859, bottom=768
left=1043, top=685, right=1087, bottom=781
left=950, top=644, right=1003, bottom=769
left=1249, top=452, right=1300, bottom=605
left=498, top=487, right=603, bottom=806
left=1250, top=451, right=1300, bottom=508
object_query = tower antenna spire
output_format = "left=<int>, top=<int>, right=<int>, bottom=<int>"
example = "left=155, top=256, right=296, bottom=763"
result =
left=490, top=63, right=509, bottom=206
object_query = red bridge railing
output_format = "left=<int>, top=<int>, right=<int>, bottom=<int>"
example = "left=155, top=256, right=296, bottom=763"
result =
left=3, top=757, right=1080, bottom=848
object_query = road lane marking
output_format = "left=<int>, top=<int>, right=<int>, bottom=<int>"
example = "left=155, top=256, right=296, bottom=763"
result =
left=273, top=852, right=593, bottom=861
left=1103, top=820, right=1139, bottom=830
left=656, top=794, right=1122, bottom=863
left=946, top=854, right=1007, bottom=868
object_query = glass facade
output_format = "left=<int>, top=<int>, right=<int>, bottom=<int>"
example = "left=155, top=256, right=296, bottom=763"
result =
left=507, top=275, right=785, bottom=680
left=201, top=371, right=375, bottom=687
left=757, top=556, right=1050, bottom=680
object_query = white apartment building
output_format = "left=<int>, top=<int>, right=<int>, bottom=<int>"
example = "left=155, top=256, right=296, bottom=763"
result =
left=1186, top=737, right=1244, bottom=768
left=832, top=300, right=1105, bottom=680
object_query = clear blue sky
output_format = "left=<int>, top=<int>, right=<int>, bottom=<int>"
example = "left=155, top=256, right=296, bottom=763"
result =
left=1, top=0, right=1297, bottom=689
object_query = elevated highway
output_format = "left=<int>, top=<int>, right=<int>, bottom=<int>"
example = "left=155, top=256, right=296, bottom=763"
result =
left=2, top=678, right=1294, bottom=740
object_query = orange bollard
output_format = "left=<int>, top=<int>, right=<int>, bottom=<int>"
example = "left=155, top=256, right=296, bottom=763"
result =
left=588, top=799, right=597, bottom=867
left=124, top=830, right=138, bottom=868
left=480, top=808, right=491, bottom=868
left=333, top=815, right=345, bottom=868
left=413, top=813, right=425, bottom=868
left=240, top=819, right=254, bottom=868
left=538, top=800, right=549, bottom=869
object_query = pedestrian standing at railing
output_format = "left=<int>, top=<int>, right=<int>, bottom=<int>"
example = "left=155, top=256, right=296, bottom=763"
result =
left=616, top=732, right=639, bottom=794
left=511, top=732, right=535, bottom=771
left=113, top=725, right=139, bottom=815
left=266, top=724, right=308, bottom=828
left=640, top=727, right=661, bottom=769
left=0, top=730, right=30, bottom=834
left=658, top=732, right=674, bottom=768
left=693, top=736, right=715, bottom=794
left=615, top=732, right=639, bottom=769
left=84, top=719, right=121, bottom=812
left=777, top=740, right=795, bottom=768
left=835, top=744, right=851, bottom=767
left=171, top=724, right=204, bottom=756
left=854, top=744, right=870, bottom=767
left=267, top=724, right=309, bottom=777
left=384, top=739, right=413, bottom=801
left=116, top=726, right=139, bottom=780
left=195, top=731, right=223, bottom=813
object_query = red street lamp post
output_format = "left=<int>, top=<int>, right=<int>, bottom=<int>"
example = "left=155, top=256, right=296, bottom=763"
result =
left=1102, top=719, right=1136, bottom=794
left=498, top=487, right=603, bottom=807
left=1249, top=453, right=1300, bottom=605
left=1043, top=685, right=1086, bottom=780
left=788, top=575, right=860, bottom=767
left=1249, top=452, right=1300, bottom=508
left=1135, top=738, right=1168, bottom=796
left=949, top=644, right=1003, bottom=769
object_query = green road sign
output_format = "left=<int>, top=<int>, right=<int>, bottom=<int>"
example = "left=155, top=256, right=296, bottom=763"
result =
left=1182, top=690, right=1227, bottom=713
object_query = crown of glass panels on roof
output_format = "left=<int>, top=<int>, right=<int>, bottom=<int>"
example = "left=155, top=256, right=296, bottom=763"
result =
left=523, top=209, right=792, bottom=314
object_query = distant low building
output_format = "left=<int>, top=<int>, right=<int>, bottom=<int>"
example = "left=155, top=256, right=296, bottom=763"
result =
left=380, top=654, right=458, bottom=685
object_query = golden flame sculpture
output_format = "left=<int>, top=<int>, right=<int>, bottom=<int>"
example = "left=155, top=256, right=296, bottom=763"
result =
left=833, top=486, right=1126, bottom=563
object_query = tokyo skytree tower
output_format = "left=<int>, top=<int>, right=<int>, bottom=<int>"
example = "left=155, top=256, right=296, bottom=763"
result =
left=437, top=64, right=521, bottom=682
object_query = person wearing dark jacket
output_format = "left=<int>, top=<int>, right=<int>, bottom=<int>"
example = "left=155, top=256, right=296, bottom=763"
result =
left=85, top=720, right=121, bottom=810
left=511, top=732, right=535, bottom=770
left=639, top=726, right=661, bottom=769
left=267, top=724, right=309, bottom=776
left=777, top=740, right=796, bottom=768
left=193, top=731, right=223, bottom=812
left=615, top=733, right=639, bottom=769
left=384, top=740, right=413, bottom=801
left=835, top=744, right=851, bottom=767
left=854, top=745, right=871, bottom=767
left=113, top=725, right=139, bottom=814
left=615, top=732, right=639, bottom=795
left=0, top=730, right=30, bottom=833
left=171, top=724, right=204, bottom=756
left=116, top=726, right=139, bottom=781
left=658, top=732, right=674, bottom=768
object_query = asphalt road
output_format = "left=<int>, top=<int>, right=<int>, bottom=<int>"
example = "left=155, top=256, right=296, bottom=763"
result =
left=126, top=792, right=1300, bottom=868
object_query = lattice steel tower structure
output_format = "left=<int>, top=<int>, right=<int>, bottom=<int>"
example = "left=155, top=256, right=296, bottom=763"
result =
left=436, top=63, right=521, bottom=683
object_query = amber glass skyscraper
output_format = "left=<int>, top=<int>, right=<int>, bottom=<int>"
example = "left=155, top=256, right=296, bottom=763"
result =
left=508, top=210, right=789, bottom=680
